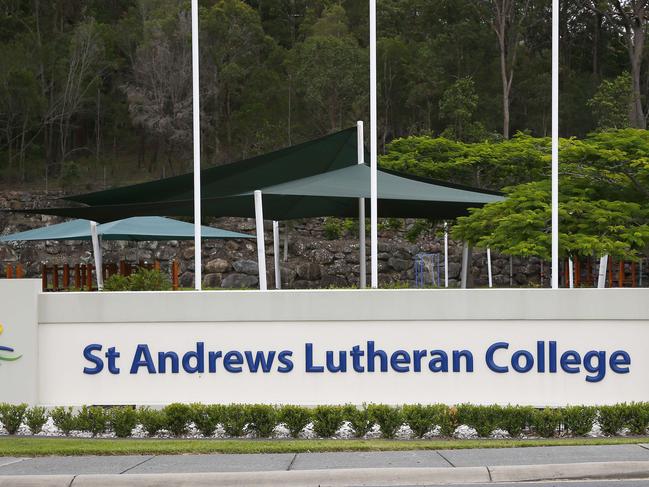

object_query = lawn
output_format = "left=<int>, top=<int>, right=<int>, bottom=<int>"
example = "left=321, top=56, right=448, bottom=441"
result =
left=1, top=436, right=649, bottom=457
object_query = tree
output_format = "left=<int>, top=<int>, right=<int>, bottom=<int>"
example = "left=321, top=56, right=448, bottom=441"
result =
left=438, top=77, right=485, bottom=142
left=588, top=72, right=632, bottom=129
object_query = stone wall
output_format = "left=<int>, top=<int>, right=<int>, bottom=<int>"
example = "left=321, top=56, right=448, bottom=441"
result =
left=0, top=190, right=569, bottom=289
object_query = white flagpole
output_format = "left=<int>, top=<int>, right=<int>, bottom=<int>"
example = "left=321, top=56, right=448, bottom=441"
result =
left=357, top=121, right=366, bottom=289
left=273, top=221, right=281, bottom=289
left=90, top=221, right=104, bottom=291
left=254, top=190, right=268, bottom=291
left=444, top=222, right=449, bottom=288
left=487, top=248, right=493, bottom=288
left=369, top=0, right=378, bottom=289
left=551, top=0, right=559, bottom=289
left=191, top=0, right=202, bottom=291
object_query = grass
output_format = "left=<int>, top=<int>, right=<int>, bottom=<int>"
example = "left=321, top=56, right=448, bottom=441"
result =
left=1, top=436, right=649, bottom=457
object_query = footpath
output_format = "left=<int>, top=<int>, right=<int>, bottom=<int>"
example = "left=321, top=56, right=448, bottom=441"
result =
left=2, top=443, right=649, bottom=486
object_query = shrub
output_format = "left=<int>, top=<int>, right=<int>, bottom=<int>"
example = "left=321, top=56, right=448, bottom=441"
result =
left=598, top=404, right=627, bottom=436
left=110, top=407, right=138, bottom=438
left=563, top=406, right=597, bottom=436
left=128, top=269, right=172, bottom=291
left=344, top=404, right=372, bottom=438
left=456, top=404, right=501, bottom=437
left=0, top=403, right=27, bottom=435
left=625, top=402, right=649, bottom=436
left=368, top=404, right=403, bottom=439
left=24, top=406, right=48, bottom=435
left=76, top=406, right=108, bottom=437
left=50, top=407, right=77, bottom=436
left=222, top=404, right=248, bottom=437
left=312, top=406, right=345, bottom=438
left=278, top=405, right=311, bottom=439
left=103, top=274, right=130, bottom=291
left=402, top=404, right=436, bottom=438
left=531, top=408, right=562, bottom=438
left=138, top=407, right=166, bottom=437
left=323, top=218, right=343, bottom=240
left=246, top=404, right=278, bottom=438
left=163, top=403, right=192, bottom=437
left=498, top=405, right=534, bottom=437
left=437, top=405, right=458, bottom=437
left=191, top=404, right=223, bottom=438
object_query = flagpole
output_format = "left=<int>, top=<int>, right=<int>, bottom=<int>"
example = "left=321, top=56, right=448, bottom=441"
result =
left=551, top=0, right=559, bottom=289
left=191, top=0, right=202, bottom=291
left=369, top=0, right=378, bottom=289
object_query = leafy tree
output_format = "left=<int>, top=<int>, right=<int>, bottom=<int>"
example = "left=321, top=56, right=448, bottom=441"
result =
left=588, top=73, right=632, bottom=130
left=439, top=77, right=485, bottom=142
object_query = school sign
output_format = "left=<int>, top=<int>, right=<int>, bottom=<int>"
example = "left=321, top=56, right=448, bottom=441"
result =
left=1, top=279, right=648, bottom=406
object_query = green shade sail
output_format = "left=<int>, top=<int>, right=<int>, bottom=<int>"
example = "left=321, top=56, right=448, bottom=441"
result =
left=18, top=166, right=503, bottom=222
left=65, top=128, right=361, bottom=206
left=0, top=217, right=253, bottom=242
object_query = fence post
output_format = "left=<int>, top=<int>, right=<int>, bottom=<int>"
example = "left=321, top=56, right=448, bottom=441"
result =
left=608, top=258, right=614, bottom=288
left=87, top=264, right=94, bottom=290
left=15, top=264, right=24, bottom=278
left=619, top=260, right=625, bottom=287
left=62, top=264, right=70, bottom=290
left=632, top=261, right=637, bottom=288
left=80, top=264, right=86, bottom=290
left=172, top=260, right=179, bottom=291
left=52, top=264, right=59, bottom=290
left=574, top=258, right=581, bottom=288
left=6, top=265, right=13, bottom=279
left=75, top=264, right=81, bottom=290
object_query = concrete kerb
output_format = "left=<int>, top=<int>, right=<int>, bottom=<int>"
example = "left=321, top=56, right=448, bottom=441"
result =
left=3, top=461, right=649, bottom=487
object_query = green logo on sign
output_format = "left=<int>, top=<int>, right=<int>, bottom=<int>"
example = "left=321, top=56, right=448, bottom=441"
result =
left=0, top=324, right=22, bottom=362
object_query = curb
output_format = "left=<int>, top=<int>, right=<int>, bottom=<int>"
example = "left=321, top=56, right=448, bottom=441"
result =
left=2, top=461, right=649, bottom=486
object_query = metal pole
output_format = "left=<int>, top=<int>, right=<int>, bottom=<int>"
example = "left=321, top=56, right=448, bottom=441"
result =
left=191, top=0, right=202, bottom=291
left=369, top=0, right=378, bottom=289
left=568, top=257, right=574, bottom=288
left=551, top=0, right=559, bottom=289
left=254, top=190, right=268, bottom=291
left=460, top=243, right=470, bottom=289
left=597, top=255, right=608, bottom=289
left=357, top=121, right=366, bottom=289
left=487, top=248, right=493, bottom=288
left=444, top=222, right=449, bottom=288
left=273, top=221, right=281, bottom=290
left=89, top=221, right=104, bottom=291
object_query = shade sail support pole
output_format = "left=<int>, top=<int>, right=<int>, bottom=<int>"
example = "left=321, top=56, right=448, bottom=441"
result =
left=191, top=0, right=202, bottom=291
left=597, top=255, right=608, bottom=289
left=254, top=190, right=268, bottom=291
left=369, top=0, right=378, bottom=289
left=569, top=257, right=574, bottom=288
left=487, top=248, right=493, bottom=288
left=89, top=221, right=103, bottom=291
left=444, top=222, right=449, bottom=288
left=273, top=220, right=281, bottom=290
left=551, top=0, right=559, bottom=289
left=357, top=121, right=366, bottom=289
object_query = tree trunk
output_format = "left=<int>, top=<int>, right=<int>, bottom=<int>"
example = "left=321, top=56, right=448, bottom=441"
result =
left=629, top=19, right=646, bottom=128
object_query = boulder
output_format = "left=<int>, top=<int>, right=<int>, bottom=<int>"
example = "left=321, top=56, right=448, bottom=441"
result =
left=312, top=249, right=334, bottom=264
left=388, top=257, right=411, bottom=271
left=221, top=273, right=259, bottom=288
left=296, top=262, right=321, bottom=280
left=206, top=258, right=231, bottom=273
left=233, top=259, right=259, bottom=275
left=203, top=273, right=222, bottom=288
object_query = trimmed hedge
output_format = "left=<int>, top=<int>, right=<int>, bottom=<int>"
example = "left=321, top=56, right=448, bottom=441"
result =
left=0, top=403, right=647, bottom=439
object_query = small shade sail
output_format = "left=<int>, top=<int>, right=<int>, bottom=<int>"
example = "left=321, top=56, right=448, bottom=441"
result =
left=64, top=128, right=361, bottom=206
left=0, top=217, right=253, bottom=242
left=17, top=166, right=504, bottom=222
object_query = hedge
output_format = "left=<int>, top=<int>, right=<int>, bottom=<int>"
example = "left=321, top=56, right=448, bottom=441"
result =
left=1, top=403, right=648, bottom=439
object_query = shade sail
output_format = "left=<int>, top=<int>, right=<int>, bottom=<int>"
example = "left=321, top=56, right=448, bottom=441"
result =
left=0, top=217, right=253, bottom=242
left=65, top=128, right=361, bottom=206
left=18, top=167, right=503, bottom=222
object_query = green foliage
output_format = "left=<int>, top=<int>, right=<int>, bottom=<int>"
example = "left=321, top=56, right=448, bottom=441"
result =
left=402, top=404, right=437, bottom=438
left=163, top=403, right=192, bottom=437
left=279, top=405, right=311, bottom=439
left=563, top=406, right=597, bottom=437
left=24, top=406, right=48, bottom=435
left=0, top=403, right=27, bottom=435
left=344, top=404, right=372, bottom=438
left=598, top=405, right=627, bottom=436
left=312, top=405, right=345, bottom=438
left=50, top=407, right=77, bottom=436
left=104, top=269, right=172, bottom=291
left=367, top=404, right=403, bottom=439
left=588, top=73, right=632, bottom=130
left=137, top=407, right=166, bottom=437
left=498, top=406, right=534, bottom=437
left=405, top=219, right=433, bottom=243
left=76, top=406, right=108, bottom=437
left=109, top=407, right=138, bottom=438
left=323, top=217, right=343, bottom=240
left=222, top=404, right=249, bottom=437
left=531, top=408, right=562, bottom=438
left=456, top=404, right=501, bottom=437
left=102, top=274, right=130, bottom=291
left=191, top=404, right=224, bottom=438
left=246, top=404, right=278, bottom=438
left=625, top=403, right=649, bottom=436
